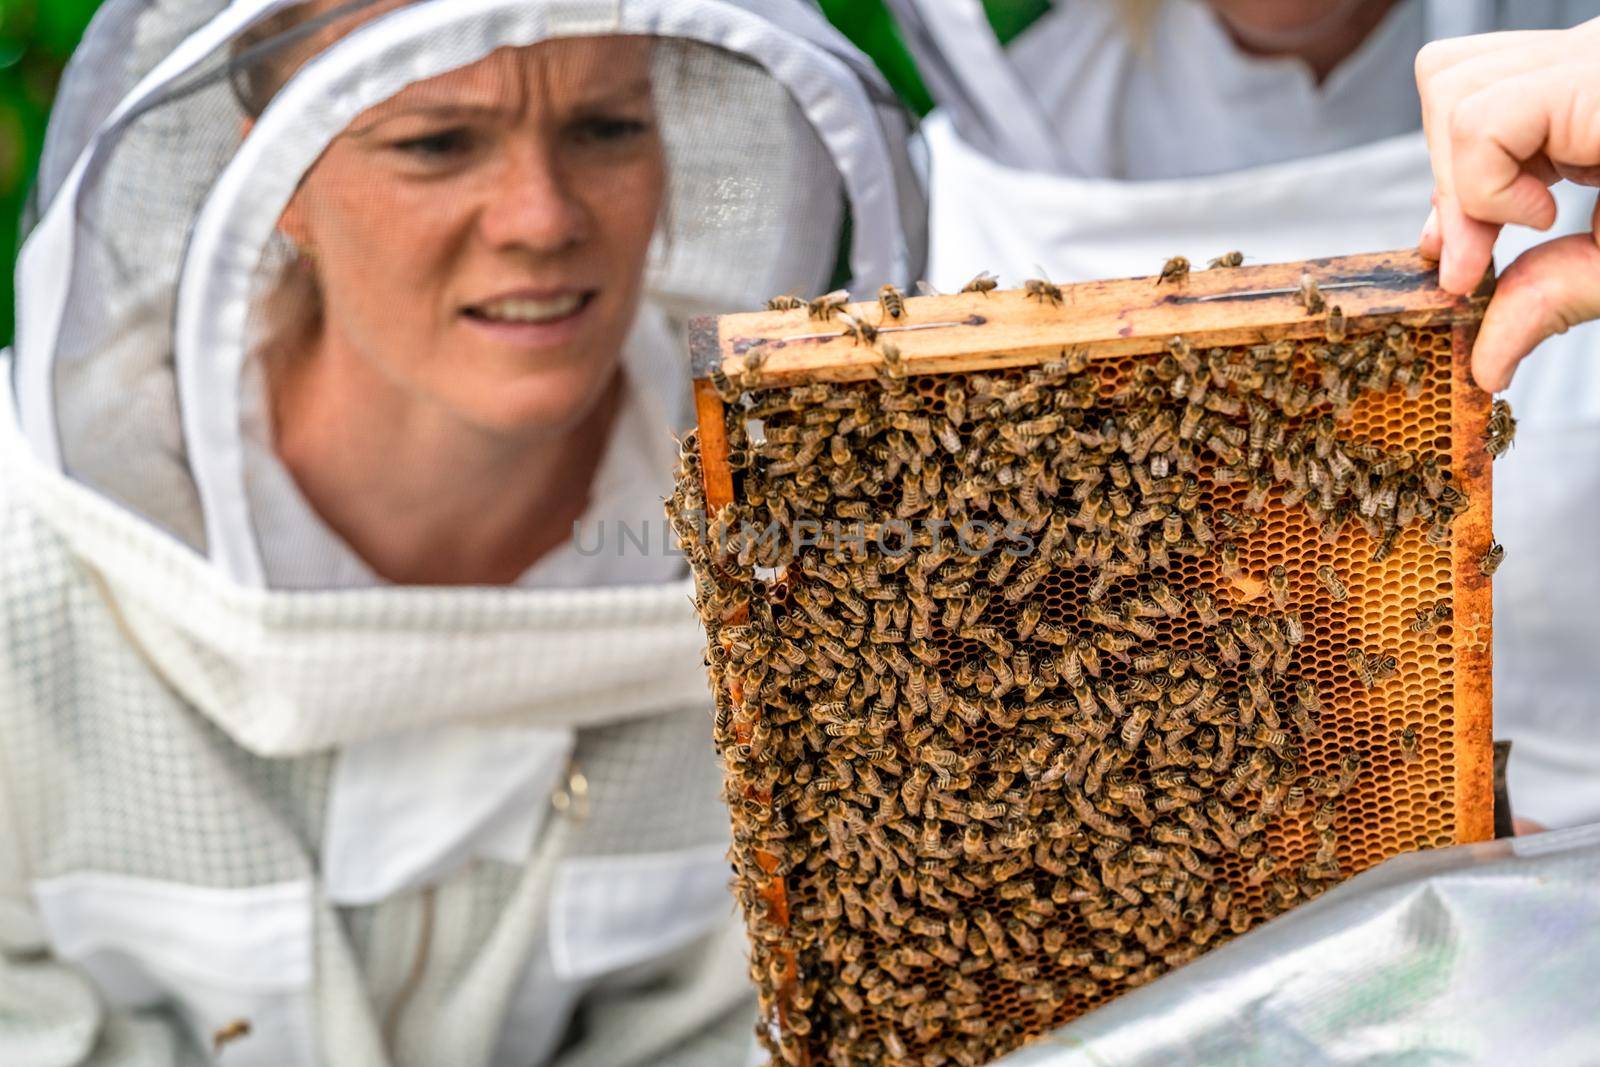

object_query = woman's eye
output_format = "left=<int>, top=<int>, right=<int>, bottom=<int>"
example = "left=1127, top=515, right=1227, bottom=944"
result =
left=571, top=117, right=650, bottom=145
left=392, top=129, right=473, bottom=158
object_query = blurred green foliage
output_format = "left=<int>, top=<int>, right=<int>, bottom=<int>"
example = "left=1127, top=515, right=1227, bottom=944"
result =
left=816, top=0, right=1051, bottom=116
left=1, top=0, right=101, bottom=344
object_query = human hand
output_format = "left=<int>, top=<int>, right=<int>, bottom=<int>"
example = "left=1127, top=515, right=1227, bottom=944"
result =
left=1415, top=19, right=1600, bottom=391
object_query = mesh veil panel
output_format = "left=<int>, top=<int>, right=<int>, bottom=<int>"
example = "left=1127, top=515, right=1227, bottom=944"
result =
left=25, top=0, right=908, bottom=572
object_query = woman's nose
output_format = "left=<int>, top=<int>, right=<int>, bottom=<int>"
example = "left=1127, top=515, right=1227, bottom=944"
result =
left=476, top=141, right=590, bottom=254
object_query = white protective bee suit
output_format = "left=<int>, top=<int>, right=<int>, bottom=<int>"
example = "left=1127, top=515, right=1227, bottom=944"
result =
left=0, top=2, right=923, bottom=1065
left=885, top=0, right=1600, bottom=831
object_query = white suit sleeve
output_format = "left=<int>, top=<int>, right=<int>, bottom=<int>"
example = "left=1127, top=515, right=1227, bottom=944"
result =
left=0, top=777, right=203, bottom=1067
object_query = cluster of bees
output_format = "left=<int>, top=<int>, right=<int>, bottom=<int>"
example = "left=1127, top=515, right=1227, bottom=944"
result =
left=670, top=277, right=1505, bottom=1067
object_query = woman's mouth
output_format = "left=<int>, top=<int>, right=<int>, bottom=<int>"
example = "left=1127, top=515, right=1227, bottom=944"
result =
left=460, top=291, right=596, bottom=347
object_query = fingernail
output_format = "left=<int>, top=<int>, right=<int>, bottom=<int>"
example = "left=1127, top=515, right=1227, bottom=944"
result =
left=1420, top=207, right=1439, bottom=248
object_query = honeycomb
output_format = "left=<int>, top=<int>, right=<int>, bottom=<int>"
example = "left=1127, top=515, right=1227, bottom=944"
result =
left=668, top=256, right=1494, bottom=1067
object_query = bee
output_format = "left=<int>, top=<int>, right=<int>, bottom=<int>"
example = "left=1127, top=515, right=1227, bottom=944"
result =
left=1245, top=852, right=1279, bottom=885
left=213, top=1018, right=252, bottom=1054
left=1191, top=588, right=1222, bottom=628
left=1218, top=541, right=1245, bottom=581
left=1397, top=726, right=1421, bottom=766
left=1315, top=564, right=1349, bottom=602
left=960, top=271, right=999, bottom=296
left=1266, top=564, right=1290, bottom=610
left=1207, top=250, right=1245, bottom=269
left=1157, top=256, right=1191, bottom=286
left=740, top=346, right=770, bottom=390
left=1147, top=579, right=1188, bottom=619
left=1262, top=780, right=1301, bottom=818
left=878, top=340, right=907, bottom=379
left=1483, top=398, right=1517, bottom=458
left=765, top=292, right=806, bottom=312
left=1408, top=603, right=1441, bottom=634
left=1479, top=541, right=1505, bottom=576
left=1299, top=272, right=1326, bottom=315
left=1309, top=797, right=1339, bottom=832
left=706, top=365, right=743, bottom=404
left=877, top=283, right=906, bottom=322
left=837, top=310, right=877, bottom=346
left=1335, top=749, right=1365, bottom=794
left=1326, top=305, right=1347, bottom=343
left=1345, top=646, right=1376, bottom=687
left=807, top=289, right=850, bottom=320
left=1024, top=276, right=1064, bottom=306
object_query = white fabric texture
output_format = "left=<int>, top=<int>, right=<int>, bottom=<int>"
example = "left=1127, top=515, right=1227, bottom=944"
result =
left=0, top=2, right=924, bottom=1065
left=918, top=0, right=1600, bottom=829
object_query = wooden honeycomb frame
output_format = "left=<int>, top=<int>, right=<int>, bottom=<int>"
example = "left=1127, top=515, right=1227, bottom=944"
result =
left=677, top=249, right=1494, bottom=1066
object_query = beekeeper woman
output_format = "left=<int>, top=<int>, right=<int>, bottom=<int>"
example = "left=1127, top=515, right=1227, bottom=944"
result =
left=884, top=0, right=1600, bottom=831
left=0, top=1, right=920, bottom=1065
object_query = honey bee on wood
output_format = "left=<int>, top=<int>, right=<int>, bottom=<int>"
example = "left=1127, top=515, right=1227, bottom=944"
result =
left=213, top=1019, right=252, bottom=1054
left=1157, top=256, right=1191, bottom=286
left=1483, top=398, right=1517, bottom=458
left=707, top=365, right=743, bottom=404
left=1326, top=305, right=1347, bottom=343
left=1299, top=272, right=1326, bottom=315
left=1207, top=251, right=1245, bottom=269
left=878, top=340, right=907, bottom=379
left=877, top=284, right=906, bottom=322
left=1024, top=276, right=1064, bottom=306
left=960, top=271, right=999, bottom=296
left=1479, top=540, right=1505, bottom=576
left=765, top=292, right=806, bottom=312
left=807, top=289, right=850, bottom=320
left=1315, top=564, right=1349, bottom=602
left=740, top=346, right=770, bottom=390
left=837, top=311, right=877, bottom=346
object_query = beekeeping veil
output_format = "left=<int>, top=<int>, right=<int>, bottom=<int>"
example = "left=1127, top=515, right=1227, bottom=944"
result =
left=5, top=0, right=923, bottom=758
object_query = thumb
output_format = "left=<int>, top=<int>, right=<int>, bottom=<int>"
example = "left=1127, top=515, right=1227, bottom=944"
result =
left=1472, top=229, right=1600, bottom=392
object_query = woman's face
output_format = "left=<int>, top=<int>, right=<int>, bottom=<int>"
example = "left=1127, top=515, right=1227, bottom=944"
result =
left=277, top=36, right=665, bottom=438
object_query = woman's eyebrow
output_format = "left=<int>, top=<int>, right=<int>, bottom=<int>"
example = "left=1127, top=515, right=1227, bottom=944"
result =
left=346, top=78, right=652, bottom=138
left=573, top=77, right=653, bottom=107
left=347, top=103, right=506, bottom=138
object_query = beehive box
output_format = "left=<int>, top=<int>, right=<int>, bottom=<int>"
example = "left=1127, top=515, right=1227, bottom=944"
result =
left=668, top=249, right=1496, bottom=1067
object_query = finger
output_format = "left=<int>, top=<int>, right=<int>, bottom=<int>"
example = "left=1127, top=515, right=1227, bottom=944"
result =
left=1451, top=64, right=1600, bottom=229
left=1436, top=195, right=1501, bottom=294
left=1512, top=816, right=1548, bottom=836
left=1414, top=29, right=1561, bottom=87
left=1472, top=228, right=1600, bottom=392
left=1419, top=201, right=1442, bottom=258
left=1417, top=30, right=1575, bottom=199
